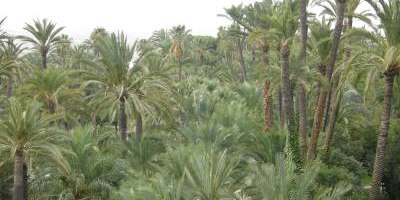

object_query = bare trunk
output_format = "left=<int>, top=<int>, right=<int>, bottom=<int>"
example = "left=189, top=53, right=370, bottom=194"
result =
left=23, top=163, right=28, bottom=200
left=178, top=59, right=182, bottom=81
left=262, top=44, right=272, bottom=132
left=298, top=83, right=308, bottom=159
left=323, top=88, right=341, bottom=157
left=281, top=41, right=299, bottom=162
left=299, top=0, right=308, bottom=63
left=135, top=112, right=143, bottom=142
left=298, top=0, right=308, bottom=161
left=307, top=89, right=327, bottom=160
left=13, top=150, right=24, bottom=200
left=326, top=0, right=345, bottom=81
left=41, top=52, right=47, bottom=70
left=119, top=98, right=128, bottom=141
left=369, top=73, right=395, bottom=200
left=263, top=80, right=272, bottom=132
left=279, top=88, right=285, bottom=129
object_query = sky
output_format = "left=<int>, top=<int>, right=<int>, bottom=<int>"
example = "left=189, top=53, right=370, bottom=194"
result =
left=2, top=0, right=257, bottom=42
left=2, top=0, right=374, bottom=43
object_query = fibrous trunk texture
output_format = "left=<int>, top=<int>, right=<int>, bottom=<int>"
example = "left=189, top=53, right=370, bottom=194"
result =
left=298, top=83, right=308, bottom=159
left=280, top=41, right=299, bottom=162
left=369, top=73, right=395, bottom=200
left=119, top=98, right=128, bottom=141
left=263, top=80, right=272, bottom=132
left=13, top=150, right=24, bottom=200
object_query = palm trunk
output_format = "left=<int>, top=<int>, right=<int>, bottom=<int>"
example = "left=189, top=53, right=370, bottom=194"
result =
left=178, top=59, right=183, bottom=81
left=119, top=98, right=128, bottom=141
left=307, top=0, right=345, bottom=160
left=299, top=0, right=308, bottom=62
left=326, top=0, right=345, bottom=80
left=23, top=163, right=28, bottom=200
left=324, top=17, right=352, bottom=131
left=281, top=41, right=299, bottom=162
left=369, top=73, right=396, bottom=200
left=13, top=149, right=24, bottom=200
left=323, top=14, right=353, bottom=154
left=41, top=51, right=47, bottom=70
left=299, top=0, right=308, bottom=160
left=238, top=38, right=246, bottom=82
left=135, top=112, right=143, bottom=142
left=7, top=77, right=13, bottom=98
left=251, top=44, right=256, bottom=63
left=263, top=80, right=272, bottom=132
left=262, top=44, right=272, bottom=132
left=323, top=88, right=341, bottom=157
left=48, top=100, right=56, bottom=114
left=307, top=89, right=327, bottom=160
left=279, top=87, right=285, bottom=129
left=298, top=82, right=308, bottom=159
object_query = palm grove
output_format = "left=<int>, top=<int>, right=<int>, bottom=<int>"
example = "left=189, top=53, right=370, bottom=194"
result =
left=0, top=0, right=400, bottom=199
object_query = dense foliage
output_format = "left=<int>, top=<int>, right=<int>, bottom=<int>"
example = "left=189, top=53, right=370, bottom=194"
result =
left=1, top=0, right=400, bottom=199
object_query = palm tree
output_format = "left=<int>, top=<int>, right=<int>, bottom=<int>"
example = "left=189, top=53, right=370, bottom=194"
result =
left=86, top=32, right=173, bottom=141
left=150, top=28, right=172, bottom=57
left=364, top=0, right=400, bottom=199
left=0, top=38, right=24, bottom=98
left=85, top=32, right=134, bottom=141
left=274, top=0, right=301, bottom=162
left=0, top=17, right=7, bottom=40
left=19, top=19, right=64, bottom=69
left=252, top=153, right=351, bottom=200
left=54, top=34, right=72, bottom=67
left=31, top=126, right=125, bottom=199
left=307, top=0, right=346, bottom=161
left=184, top=148, right=240, bottom=199
left=169, top=25, right=191, bottom=81
left=21, top=68, right=76, bottom=114
left=87, top=27, right=108, bottom=56
left=222, top=5, right=251, bottom=82
left=0, top=98, right=58, bottom=200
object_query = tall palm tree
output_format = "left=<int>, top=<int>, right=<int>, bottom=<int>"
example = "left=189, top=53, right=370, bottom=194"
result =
left=307, top=0, right=346, bottom=160
left=273, top=0, right=301, bottom=162
left=86, top=32, right=173, bottom=141
left=169, top=25, right=190, bottom=81
left=223, top=5, right=252, bottom=83
left=0, top=98, right=58, bottom=200
left=86, top=32, right=134, bottom=141
left=298, top=0, right=309, bottom=160
left=19, top=19, right=64, bottom=69
left=365, top=0, right=400, bottom=199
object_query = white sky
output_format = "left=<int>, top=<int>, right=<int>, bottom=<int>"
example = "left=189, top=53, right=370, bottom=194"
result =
left=2, top=0, right=257, bottom=42
left=2, top=0, right=374, bottom=43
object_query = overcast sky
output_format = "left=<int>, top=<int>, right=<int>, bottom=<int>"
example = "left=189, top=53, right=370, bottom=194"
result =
left=2, top=0, right=258, bottom=42
left=2, top=0, right=374, bottom=43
